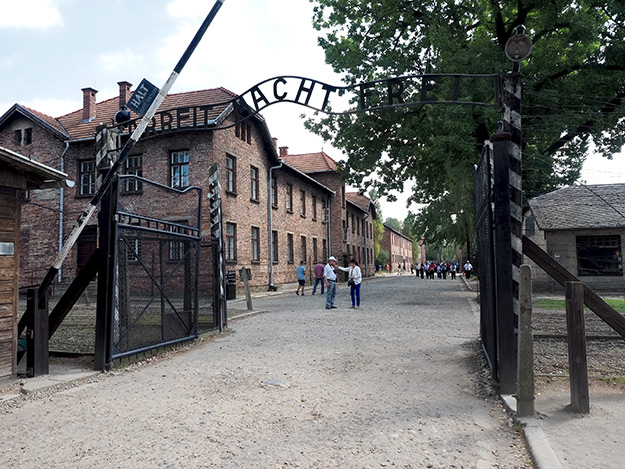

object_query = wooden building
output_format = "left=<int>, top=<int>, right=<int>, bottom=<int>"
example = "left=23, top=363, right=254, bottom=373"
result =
left=0, top=146, right=70, bottom=381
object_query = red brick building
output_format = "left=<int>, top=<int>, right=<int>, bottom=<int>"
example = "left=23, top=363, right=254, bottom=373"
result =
left=281, top=150, right=377, bottom=276
left=380, top=223, right=414, bottom=272
left=0, top=81, right=374, bottom=291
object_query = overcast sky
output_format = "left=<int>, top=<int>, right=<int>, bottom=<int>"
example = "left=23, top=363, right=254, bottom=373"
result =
left=1, top=0, right=623, bottom=221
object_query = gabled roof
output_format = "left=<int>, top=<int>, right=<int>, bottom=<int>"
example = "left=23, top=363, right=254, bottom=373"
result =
left=346, top=192, right=377, bottom=219
left=58, top=87, right=238, bottom=141
left=0, top=104, right=69, bottom=139
left=529, top=184, right=625, bottom=231
left=383, top=223, right=413, bottom=242
left=281, top=162, right=335, bottom=195
left=0, top=145, right=72, bottom=189
left=282, top=151, right=340, bottom=173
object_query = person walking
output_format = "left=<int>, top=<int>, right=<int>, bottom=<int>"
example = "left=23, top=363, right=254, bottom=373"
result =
left=312, top=260, right=325, bottom=295
left=450, top=262, right=457, bottom=280
left=296, top=261, right=306, bottom=295
left=463, top=260, right=473, bottom=280
left=324, top=256, right=338, bottom=309
left=338, top=258, right=362, bottom=309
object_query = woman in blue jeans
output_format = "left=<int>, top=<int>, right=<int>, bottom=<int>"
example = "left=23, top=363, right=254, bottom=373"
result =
left=338, top=259, right=362, bottom=309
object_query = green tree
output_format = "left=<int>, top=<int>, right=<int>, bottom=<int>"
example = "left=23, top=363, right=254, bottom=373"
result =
left=368, top=189, right=386, bottom=263
left=308, top=0, right=625, bottom=252
left=384, top=217, right=403, bottom=232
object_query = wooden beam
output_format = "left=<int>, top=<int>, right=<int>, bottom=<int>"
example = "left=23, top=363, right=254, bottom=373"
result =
left=522, top=235, right=625, bottom=338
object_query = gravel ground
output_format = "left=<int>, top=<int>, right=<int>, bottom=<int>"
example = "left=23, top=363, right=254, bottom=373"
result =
left=1, top=275, right=531, bottom=468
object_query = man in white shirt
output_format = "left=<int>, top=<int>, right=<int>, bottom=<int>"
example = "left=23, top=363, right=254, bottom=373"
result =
left=324, top=256, right=338, bottom=309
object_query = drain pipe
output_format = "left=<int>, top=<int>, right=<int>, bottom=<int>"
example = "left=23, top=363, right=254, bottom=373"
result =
left=363, top=212, right=370, bottom=276
left=58, top=141, right=70, bottom=283
left=268, top=159, right=284, bottom=290
left=327, top=194, right=333, bottom=258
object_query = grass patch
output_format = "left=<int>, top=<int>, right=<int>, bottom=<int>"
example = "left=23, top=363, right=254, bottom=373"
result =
left=534, top=297, right=625, bottom=312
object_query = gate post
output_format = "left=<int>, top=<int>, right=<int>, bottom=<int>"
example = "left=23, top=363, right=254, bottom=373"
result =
left=517, top=264, right=535, bottom=416
left=94, top=172, right=118, bottom=371
left=491, top=130, right=517, bottom=394
left=25, top=287, right=49, bottom=377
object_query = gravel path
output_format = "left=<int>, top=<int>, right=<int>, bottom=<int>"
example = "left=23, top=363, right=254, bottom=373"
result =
left=1, top=275, right=530, bottom=468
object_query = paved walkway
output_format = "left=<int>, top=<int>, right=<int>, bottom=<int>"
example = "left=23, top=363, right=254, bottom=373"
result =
left=2, top=274, right=622, bottom=468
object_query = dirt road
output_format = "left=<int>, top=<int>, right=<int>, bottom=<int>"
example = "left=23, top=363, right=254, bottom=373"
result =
left=1, top=275, right=530, bottom=468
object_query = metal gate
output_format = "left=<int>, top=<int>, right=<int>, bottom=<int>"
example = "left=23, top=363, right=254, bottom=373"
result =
left=474, top=143, right=498, bottom=379
left=108, top=175, right=204, bottom=360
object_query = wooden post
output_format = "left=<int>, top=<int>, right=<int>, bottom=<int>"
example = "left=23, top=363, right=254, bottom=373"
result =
left=517, top=264, right=534, bottom=416
left=565, top=281, right=590, bottom=413
left=26, top=287, right=49, bottom=377
left=240, top=268, right=253, bottom=312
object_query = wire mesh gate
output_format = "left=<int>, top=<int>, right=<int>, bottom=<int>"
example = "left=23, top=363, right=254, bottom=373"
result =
left=474, top=143, right=498, bottom=379
left=106, top=175, right=209, bottom=361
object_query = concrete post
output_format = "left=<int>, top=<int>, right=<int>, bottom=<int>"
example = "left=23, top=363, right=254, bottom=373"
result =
left=517, top=264, right=535, bottom=416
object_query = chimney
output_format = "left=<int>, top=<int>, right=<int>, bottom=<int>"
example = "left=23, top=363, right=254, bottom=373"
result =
left=81, top=87, right=98, bottom=122
left=117, top=81, right=132, bottom=109
left=279, top=146, right=289, bottom=158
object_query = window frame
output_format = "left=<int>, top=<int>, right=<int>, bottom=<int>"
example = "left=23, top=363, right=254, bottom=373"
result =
left=170, top=150, right=190, bottom=189
left=251, top=226, right=260, bottom=262
left=300, top=189, right=306, bottom=217
left=225, top=222, right=237, bottom=261
left=271, top=230, right=279, bottom=264
left=286, top=184, right=293, bottom=213
left=122, top=154, right=143, bottom=194
left=576, top=234, right=623, bottom=277
left=225, top=154, right=237, bottom=194
left=250, top=165, right=259, bottom=202
left=78, top=159, right=96, bottom=197
left=287, top=233, right=294, bottom=264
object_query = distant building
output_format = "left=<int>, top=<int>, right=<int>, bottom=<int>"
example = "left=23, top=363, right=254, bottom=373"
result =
left=380, top=223, right=413, bottom=271
left=526, top=183, right=625, bottom=292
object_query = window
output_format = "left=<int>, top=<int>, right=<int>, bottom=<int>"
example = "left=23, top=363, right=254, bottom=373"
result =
left=235, top=122, right=252, bottom=144
left=168, top=221, right=188, bottom=261
left=79, top=160, right=96, bottom=196
left=351, top=214, right=355, bottom=233
left=577, top=235, right=622, bottom=277
left=287, top=233, right=294, bottom=264
left=127, top=223, right=142, bottom=262
left=225, top=223, right=237, bottom=261
left=226, top=154, right=236, bottom=193
left=24, top=128, right=32, bottom=145
left=322, top=239, right=327, bottom=261
left=322, top=199, right=327, bottom=223
left=170, top=150, right=189, bottom=188
left=250, top=166, right=259, bottom=202
left=271, top=176, right=278, bottom=208
left=251, top=226, right=260, bottom=262
left=271, top=230, right=279, bottom=263
left=14, top=130, right=21, bottom=144
left=312, top=238, right=318, bottom=263
left=122, top=155, right=143, bottom=193
left=312, top=196, right=317, bottom=221
left=286, top=184, right=293, bottom=212
left=301, top=236, right=307, bottom=263
left=300, top=190, right=306, bottom=217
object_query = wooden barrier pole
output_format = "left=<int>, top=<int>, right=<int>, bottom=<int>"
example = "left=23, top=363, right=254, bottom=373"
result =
left=566, top=281, right=590, bottom=413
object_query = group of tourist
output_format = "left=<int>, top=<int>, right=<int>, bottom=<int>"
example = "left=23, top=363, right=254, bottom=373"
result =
left=297, top=257, right=363, bottom=310
left=412, top=260, right=473, bottom=280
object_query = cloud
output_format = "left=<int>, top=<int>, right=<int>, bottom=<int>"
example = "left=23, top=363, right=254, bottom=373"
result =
left=97, top=47, right=145, bottom=73
left=0, top=0, right=63, bottom=29
left=0, top=54, right=19, bottom=70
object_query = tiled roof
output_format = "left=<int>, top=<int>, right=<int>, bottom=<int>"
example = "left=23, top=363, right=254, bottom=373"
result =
left=282, top=152, right=339, bottom=173
left=58, top=87, right=238, bottom=140
left=21, top=105, right=69, bottom=137
left=346, top=192, right=372, bottom=212
left=529, top=184, right=625, bottom=231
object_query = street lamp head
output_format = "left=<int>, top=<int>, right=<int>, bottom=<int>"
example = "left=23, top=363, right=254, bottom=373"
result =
left=505, top=25, right=533, bottom=62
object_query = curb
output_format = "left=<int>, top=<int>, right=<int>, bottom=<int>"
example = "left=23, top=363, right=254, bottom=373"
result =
left=501, top=395, right=563, bottom=469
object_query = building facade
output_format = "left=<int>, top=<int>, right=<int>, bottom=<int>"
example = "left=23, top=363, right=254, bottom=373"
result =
left=380, top=223, right=414, bottom=271
left=281, top=149, right=377, bottom=276
left=0, top=81, right=375, bottom=292
left=526, top=184, right=625, bottom=292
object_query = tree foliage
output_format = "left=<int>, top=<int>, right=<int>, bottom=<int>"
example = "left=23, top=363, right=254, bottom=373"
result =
left=307, top=0, right=625, bottom=251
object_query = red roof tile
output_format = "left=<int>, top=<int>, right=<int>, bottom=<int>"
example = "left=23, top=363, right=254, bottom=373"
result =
left=58, top=87, right=238, bottom=140
left=21, top=105, right=68, bottom=137
left=282, top=152, right=340, bottom=173
left=346, top=192, right=371, bottom=211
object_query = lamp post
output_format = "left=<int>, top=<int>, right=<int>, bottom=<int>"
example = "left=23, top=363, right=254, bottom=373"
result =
left=495, top=26, right=532, bottom=393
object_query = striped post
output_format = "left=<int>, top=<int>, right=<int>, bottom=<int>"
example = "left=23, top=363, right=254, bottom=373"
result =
left=502, top=72, right=524, bottom=322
